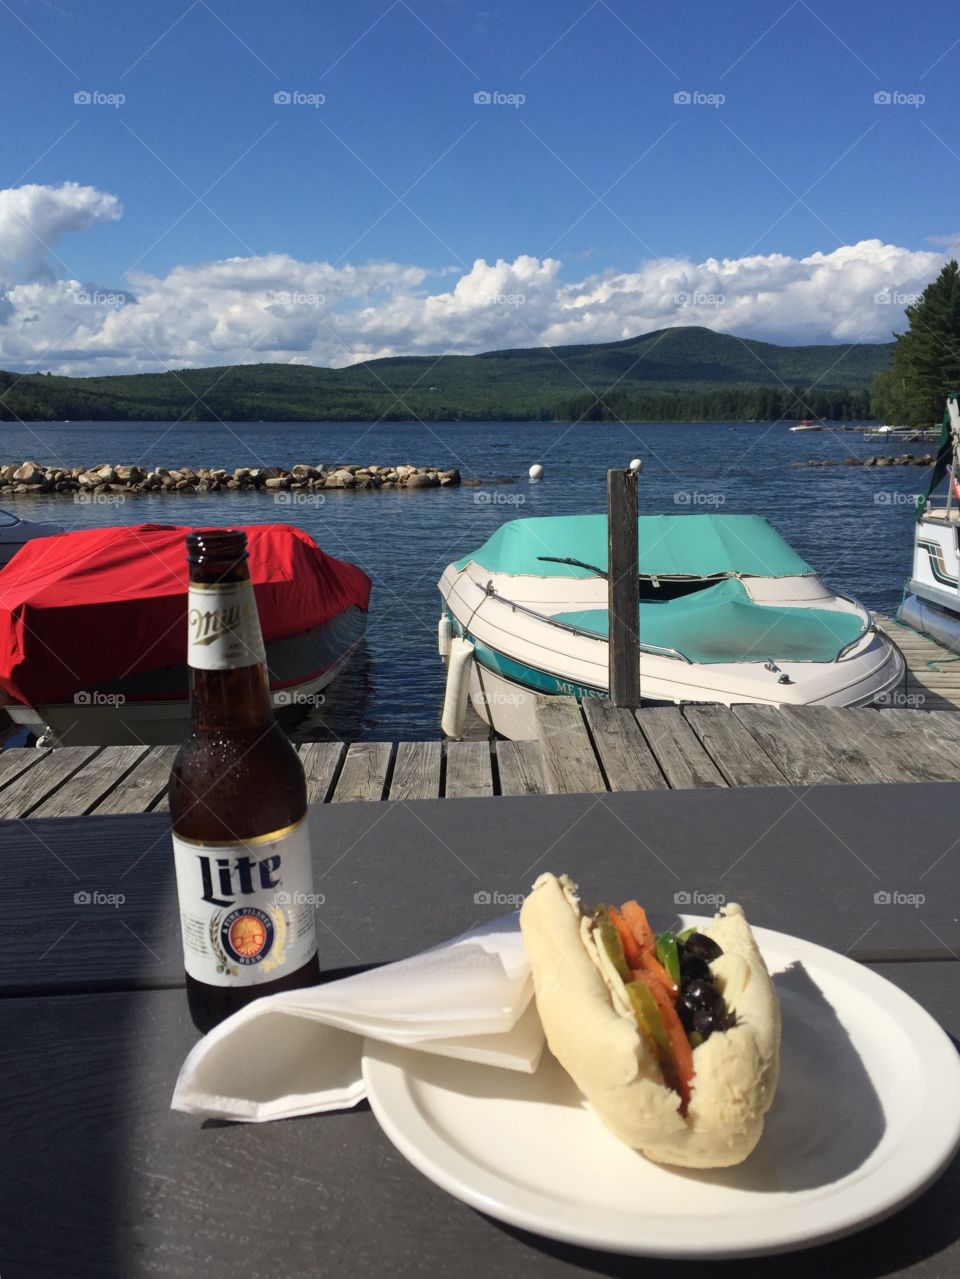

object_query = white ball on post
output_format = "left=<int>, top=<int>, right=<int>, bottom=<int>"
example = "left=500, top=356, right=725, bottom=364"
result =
left=528, top=463, right=544, bottom=480
left=629, top=458, right=643, bottom=473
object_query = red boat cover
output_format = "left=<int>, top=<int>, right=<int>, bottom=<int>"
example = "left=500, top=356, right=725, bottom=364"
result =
left=0, top=524, right=371, bottom=705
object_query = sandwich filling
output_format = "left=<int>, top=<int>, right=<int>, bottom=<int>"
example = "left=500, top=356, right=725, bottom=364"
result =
left=557, top=875, right=745, bottom=1115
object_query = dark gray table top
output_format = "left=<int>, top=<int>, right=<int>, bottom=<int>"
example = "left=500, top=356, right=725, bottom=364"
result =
left=2, top=782, right=959, bottom=1278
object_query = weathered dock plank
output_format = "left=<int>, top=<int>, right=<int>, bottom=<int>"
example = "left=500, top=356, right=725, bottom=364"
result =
left=494, top=739, right=547, bottom=796
left=0, top=746, right=102, bottom=819
left=810, top=707, right=960, bottom=783
left=874, top=614, right=960, bottom=711
left=30, top=745, right=150, bottom=818
left=390, top=741, right=442, bottom=801
left=444, top=741, right=494, bottom=798
left=782, top=706, right=901, bottom=784
left=298, top=742, right=345, bottom=805
left=731, top=704, right=853, bottom=786
left=535, top=696, right=606, bottom=795
left=0, top=743, right=48, bottom=796
left=90, top=745, right=178, bottom=814
left=636, top=707, right=726, bottom=790
left=332, top=742, right=393, bottom=803
left=582, top=699, right=666, bottom=790
left=682, top=704, right=787, bottom=787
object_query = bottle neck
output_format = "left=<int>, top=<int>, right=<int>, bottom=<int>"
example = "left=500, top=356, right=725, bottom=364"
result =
left=186, top=572, right=273, bottom=732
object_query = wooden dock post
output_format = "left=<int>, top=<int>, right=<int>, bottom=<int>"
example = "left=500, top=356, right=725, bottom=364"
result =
left=607, top=466, right=641, bottom=706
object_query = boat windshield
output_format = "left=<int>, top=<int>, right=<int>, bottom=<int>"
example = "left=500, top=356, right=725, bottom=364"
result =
left=458, top=514, right=814, bottom=580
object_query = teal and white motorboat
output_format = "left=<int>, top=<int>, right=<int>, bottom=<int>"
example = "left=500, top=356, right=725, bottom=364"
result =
left=437, top=513, right=903, bottom=739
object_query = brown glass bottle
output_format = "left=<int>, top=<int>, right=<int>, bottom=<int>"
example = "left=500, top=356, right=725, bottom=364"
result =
left=169, top=529, right=319, bottom=1033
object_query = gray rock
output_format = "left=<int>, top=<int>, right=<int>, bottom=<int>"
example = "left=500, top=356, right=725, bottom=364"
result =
left=12, top=461, right=44, bottom=484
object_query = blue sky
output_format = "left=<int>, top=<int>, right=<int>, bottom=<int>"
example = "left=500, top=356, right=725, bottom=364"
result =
left=0, top=0, right=957, bottom=371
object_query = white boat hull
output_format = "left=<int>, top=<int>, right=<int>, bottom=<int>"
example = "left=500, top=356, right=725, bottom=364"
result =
left=439, top=564, right=904, bottom=740
left=6, top=607, right=367, bottom=747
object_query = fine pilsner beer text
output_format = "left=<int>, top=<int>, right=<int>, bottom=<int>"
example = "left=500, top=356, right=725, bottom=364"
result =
left=170, top=528, right=319, bottom=1032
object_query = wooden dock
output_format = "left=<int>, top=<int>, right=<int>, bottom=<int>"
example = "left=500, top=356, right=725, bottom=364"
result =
left=0, top=611, right=955, bottom=816
left=874, top=614, right=960, bottom=710
left=1, top=701, right=959, bottom=817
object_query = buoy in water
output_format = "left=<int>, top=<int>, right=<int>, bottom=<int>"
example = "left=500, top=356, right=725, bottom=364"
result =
left=528, top=463, right=544, bottom=480
left=629, top=458, right=643, bottom=473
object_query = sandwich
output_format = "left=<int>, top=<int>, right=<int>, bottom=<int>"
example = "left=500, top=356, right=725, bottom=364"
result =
left=519, top=872, right=781, bottom=1168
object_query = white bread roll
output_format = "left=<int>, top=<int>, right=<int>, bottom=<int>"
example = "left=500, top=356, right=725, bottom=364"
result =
left=519, top=873, right=781, bottom=1168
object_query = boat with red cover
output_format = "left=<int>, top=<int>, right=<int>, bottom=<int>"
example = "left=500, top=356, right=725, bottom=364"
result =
left=0, top=523, right=371, bottom=746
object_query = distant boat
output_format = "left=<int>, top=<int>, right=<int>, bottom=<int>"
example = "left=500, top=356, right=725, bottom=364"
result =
left=789, top=420, right=824, bottom=432
left=0, top=523, right=371, bottom=746
left=437, top=513, right=904, bottom=739
left=0, top=508, right=63, bottom=568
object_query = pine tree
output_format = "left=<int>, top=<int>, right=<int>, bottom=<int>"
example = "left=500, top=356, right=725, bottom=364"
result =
left=873, top=260, right=960, bottom=426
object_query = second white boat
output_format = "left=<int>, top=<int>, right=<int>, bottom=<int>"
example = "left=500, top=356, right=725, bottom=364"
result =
left=438, top=512, right=904, bottom=739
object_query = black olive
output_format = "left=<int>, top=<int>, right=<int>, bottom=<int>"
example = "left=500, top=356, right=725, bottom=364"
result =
left=679, top=953, right=711, bottom=982
left=683, top=932, right=723, bottom=962
left=693, top=1007, right=725, bottom=1038
left=680, top=977, right=724, bottom=1013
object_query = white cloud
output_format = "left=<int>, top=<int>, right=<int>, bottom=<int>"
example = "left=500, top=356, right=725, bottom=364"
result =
left=0, top=181, right=946, bottom=374
left=0, top=181, right=120, bottom=283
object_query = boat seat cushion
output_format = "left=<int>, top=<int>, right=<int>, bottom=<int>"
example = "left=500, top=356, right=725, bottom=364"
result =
left=552, top=577, right=864, bottom=664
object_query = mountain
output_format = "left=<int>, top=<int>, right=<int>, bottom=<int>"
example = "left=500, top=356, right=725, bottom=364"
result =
left=0, top=327, right=893, bottom=423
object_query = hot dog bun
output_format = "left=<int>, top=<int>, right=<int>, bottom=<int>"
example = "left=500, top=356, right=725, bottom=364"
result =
left=519, top=873, right=780, bottom=1168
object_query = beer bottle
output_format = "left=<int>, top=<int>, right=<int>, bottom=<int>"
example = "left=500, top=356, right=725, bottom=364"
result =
left=170, top=528, right=319, bottom=1032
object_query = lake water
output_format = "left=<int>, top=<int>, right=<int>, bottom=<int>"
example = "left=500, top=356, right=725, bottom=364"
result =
left=0, top=419, right=931, bottom=740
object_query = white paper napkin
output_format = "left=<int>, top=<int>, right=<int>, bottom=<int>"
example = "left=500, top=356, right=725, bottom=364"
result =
left=171, top=912, right=543, bottom=1122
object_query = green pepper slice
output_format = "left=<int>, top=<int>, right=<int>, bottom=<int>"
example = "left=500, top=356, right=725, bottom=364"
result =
left=595, top=907, right=631, bottom=983
left=626, top=980, right=681, bottom=1093
left=655, top=932, right=681, bottom=987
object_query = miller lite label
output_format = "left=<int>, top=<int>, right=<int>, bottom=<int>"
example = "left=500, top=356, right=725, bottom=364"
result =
left=187, top=579, right=266, bottom=670
left=172, top=817, right=317, bottom=986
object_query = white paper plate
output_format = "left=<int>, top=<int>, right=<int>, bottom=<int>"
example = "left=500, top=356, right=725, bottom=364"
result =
left=363, top=922, right=960, bottom=1258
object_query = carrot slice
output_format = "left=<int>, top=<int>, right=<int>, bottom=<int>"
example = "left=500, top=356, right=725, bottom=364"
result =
left=620, top=900, right=678, bottom=997
left=635, top=970, right=695, bottom=1112
left=609, top=906, right=644, bottom=968
left=620, top=900, right=656, bottom=954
